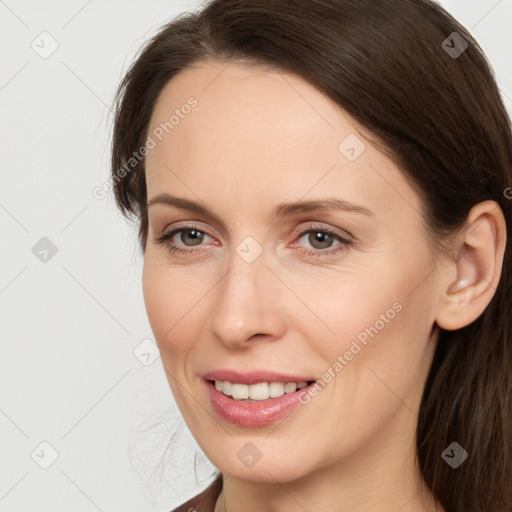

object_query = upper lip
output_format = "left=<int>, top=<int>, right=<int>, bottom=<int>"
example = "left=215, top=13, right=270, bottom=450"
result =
left=203, top=369, right=317, bottom=385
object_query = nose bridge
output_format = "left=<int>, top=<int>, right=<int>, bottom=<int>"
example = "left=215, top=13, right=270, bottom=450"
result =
left=210, top=241, right=284, bottom=346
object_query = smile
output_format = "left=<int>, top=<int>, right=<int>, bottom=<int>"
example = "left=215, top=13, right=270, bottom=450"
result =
left=212, top=380, right=313, bottom=401
left=204, top=378, right=318, bottom=426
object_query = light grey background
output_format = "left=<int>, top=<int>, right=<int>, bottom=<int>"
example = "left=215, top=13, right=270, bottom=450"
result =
left=0, top=1, right=511, bottom=511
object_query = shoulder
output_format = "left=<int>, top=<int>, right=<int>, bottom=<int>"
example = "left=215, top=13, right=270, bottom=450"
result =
left=169, top=473, right=223, bottom=512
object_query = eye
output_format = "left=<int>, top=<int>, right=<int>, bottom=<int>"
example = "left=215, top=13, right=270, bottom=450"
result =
left=154, top=224, right=215, bottom=255
left=292, top=225, right=352, bottom=258
left=153, top=222, right=353, bottom=258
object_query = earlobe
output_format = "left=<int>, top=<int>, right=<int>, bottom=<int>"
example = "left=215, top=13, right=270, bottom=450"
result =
left=435, top=201, right=506, bottom=331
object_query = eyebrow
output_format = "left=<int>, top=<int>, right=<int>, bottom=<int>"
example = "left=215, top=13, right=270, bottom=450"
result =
left=147, top=193, right=374, bottom=223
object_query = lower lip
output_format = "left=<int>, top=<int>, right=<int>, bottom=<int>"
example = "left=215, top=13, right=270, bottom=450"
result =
left=205, top=380, right=314, bottom=427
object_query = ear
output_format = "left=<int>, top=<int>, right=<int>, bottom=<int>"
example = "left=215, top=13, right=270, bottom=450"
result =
left=435, top=200, right=507, bottom=331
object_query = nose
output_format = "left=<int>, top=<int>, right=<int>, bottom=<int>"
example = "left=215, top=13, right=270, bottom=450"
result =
left=210, top=246, right=286, bottom=348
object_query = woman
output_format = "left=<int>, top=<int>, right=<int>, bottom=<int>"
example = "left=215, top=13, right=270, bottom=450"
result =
left=110, top=0, right=512, bottom=511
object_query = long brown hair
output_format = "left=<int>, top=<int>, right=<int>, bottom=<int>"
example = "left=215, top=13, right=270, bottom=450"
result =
left=110, top=1, right=512, bottom=510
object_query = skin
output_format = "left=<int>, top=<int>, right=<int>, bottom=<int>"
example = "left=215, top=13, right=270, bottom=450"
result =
left=141, top=61, right=506, bottom=512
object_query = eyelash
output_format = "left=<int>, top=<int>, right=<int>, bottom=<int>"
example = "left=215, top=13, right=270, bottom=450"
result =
left=153, top=223, right=353, bottom=258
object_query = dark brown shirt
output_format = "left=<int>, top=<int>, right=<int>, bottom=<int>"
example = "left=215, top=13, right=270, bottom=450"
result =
left=170, top=473, right=223, bottom=512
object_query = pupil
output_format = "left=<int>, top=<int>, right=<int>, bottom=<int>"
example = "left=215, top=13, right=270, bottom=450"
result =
left=311, top=231, right=332, bottom=249
left=183, top=229, right=203, bottom=246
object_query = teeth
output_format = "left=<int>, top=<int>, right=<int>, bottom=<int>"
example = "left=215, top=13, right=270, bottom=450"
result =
left=231, top=383, right=249, bottom=399
left=213, top=380, right=310, bottom=401
left=284, top=382, right=296, bottom=393
left=269, top=382, right=285, bottom=398
left=249, top=382, right=269, bottom=400
left=222, top=381, right=232, bottom=396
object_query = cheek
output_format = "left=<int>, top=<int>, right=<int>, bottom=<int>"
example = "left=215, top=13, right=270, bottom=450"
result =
left=141, top=256, right=223, bottom=371
left=142, top=259, right=194, bottom=353
left=279, top=257, right=417, bottom=361
left=141, top=261, right=203, bottom=415
left=142, top=261, right=168, bottom=340
left=292, top=266, right=436, bottom=469
left=319, top=262, right=436, bottom=426
left=308, top=246, right=436, bottom=397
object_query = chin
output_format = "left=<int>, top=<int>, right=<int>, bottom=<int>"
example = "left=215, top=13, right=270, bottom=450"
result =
left=202, top=441, right=316, bottom=484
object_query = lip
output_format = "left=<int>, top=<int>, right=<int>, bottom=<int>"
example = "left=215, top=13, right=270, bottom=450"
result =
left=203, top=370, right=318, bottom=427
left=205, top=380, right=316, bottom=426
left=202, top=369, right=317, bottom=385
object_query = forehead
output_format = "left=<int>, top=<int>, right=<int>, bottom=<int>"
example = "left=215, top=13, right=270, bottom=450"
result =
left=146, top=60, right=352, bottom=157
left=144, top=61, right=421, bottom=222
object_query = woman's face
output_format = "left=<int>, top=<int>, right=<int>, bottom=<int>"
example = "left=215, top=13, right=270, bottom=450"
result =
left=142, top=61, right=444, bottom=482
